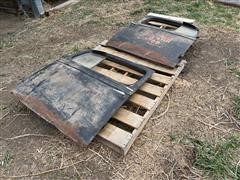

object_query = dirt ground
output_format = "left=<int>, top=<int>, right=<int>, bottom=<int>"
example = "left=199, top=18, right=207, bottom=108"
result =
left=0, top=1, right=240, bottom=179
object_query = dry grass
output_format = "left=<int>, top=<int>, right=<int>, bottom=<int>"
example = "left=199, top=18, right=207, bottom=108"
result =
left=0, top=0, right=240, bottom=179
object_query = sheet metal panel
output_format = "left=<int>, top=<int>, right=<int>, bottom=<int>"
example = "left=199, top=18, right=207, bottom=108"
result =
left=12, top=50, right=153, bottom=145
left=107, top=16, right=199, bottom=68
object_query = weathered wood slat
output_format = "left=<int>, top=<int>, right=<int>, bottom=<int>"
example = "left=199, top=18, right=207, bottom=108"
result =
left=151, top=73, right=172, bottom=84
left=94, top=66, right=163, bottom=96
left=140, top=83, right=163, bottom=96
left=147, top=21, right=176, bottom=29
left=123, top=61, right=186, bottom=154
left=95, top=43, right=186, bottom=155
left=98, top=123, right=133, bottom=149
left=102, top=60, right=142, bottom=76
left=113, top=108, right=143, bottom=129
left=47, top=0, right=81, bottom=12
left=147, top=13, right=195, bottom=24
left=102, top=59, right=172, bottom=84
left=129, top=93, right=155, bottom=110
left=94, top=66, right=136, bottom=84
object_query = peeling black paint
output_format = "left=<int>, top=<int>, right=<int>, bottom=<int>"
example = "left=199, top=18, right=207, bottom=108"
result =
left=12, top=50, right=154, bottom=145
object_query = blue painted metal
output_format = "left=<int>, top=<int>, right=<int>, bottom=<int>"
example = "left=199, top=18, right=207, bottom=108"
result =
left=31, top=0, right=45, bottom=17
left=17, top=0, right=45, bottom=17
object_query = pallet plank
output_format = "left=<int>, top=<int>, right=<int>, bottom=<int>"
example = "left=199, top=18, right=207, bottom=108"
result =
left=140, top=83, right=163, bottom=96
left=129, top=93, right=155, bottom=110
left=94, top=66, right=136, bottom=85
left=47, top=0, right=81, bottom=12
left=151, top=73, right=172, bottom=84
left=113, top=108, right=143, bottom=129
left=95, top=42, right=187, bottom=155
left=98, top=123, right=133, bottom=149
left=102, top=59, right=172, bottom=84
left=123, top=61, right=186, bottom=154
left=102, top=60, right=142, bottom=76
left=94, top=66, right=163, bottom=96
left=98, top=60, right=186, bottom=154
left=147, top=13, right=195, bottom=24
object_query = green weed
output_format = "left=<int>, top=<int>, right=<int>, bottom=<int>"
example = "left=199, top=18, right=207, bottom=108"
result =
left=0, top=36, right=14, bottom=49
left=132, top=0, right=240, bottom=31
left=72, top=44, right=80, bottom=53
left=232, top=69, right=240, bottom=79
left=169, top=133, right=177, bottom=141
left=191, top=136, right=240, bottom=179
left=224, top=58, right=240, bottom=79
left=0, top=151, right=13, bottom=168
left=234, top=96, right=240, bottom=121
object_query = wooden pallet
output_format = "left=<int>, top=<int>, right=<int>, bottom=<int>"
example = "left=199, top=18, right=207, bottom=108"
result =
left=93, top=42, right=186, bottom=155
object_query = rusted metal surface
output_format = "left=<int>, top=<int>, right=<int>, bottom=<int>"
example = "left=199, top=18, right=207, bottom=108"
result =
left=106, top=16, right=199, bottom=68
left=12, top=50, right=154, bottom=145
